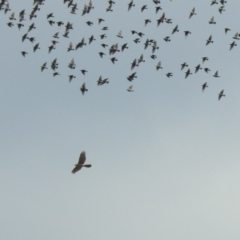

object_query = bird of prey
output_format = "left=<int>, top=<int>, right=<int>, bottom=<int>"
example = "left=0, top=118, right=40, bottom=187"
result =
left=72, top=151, right=91, bottom=174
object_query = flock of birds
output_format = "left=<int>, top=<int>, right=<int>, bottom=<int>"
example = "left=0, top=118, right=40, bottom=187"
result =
left=1, top=0, right=238, bottom=100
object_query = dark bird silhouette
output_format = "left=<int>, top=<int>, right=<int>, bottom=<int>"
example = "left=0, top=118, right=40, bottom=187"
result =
left=21, top=51, right=28, bottom=57
left=218, top=90, right=225, bottom=100
left=72, top=151, right=91, bottom=174
left=80, top=83, right=88, bottom=95
left=202, top=82, right=208, bottom=92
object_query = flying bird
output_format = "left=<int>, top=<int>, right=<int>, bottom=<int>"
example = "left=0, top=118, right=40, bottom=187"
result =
left=72, top=151, right=91, bottom=174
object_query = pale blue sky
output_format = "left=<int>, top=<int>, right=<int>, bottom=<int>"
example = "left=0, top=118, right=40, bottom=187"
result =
left=1, top=0, right=240, bottom=239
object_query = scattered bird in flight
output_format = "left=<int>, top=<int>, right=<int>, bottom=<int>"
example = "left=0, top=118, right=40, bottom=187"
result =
left=72, top=151, right=91, bottom=174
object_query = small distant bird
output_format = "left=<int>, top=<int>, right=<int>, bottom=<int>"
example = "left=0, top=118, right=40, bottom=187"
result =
left=86, top=21, right=93, bottom=26
left=189, top=7, right=196, bottom=19
left=195, top=64, right=202, bottom=73
left=156, top=61, right=162, bottom=70
left=121, top=43, right=129, bottom=51
left=133, top=38, right=140, bottom=44
left=53, top=72, right=60, bottom=77
left=172, top=25, right=179, bottom=34
left=219, top=6, right=225, bottom=14
left=230, top=41, right=237, bottom=50
left=224, top=28, right=231, bottom=34
left=141, top=5, right=147, bottom=12
left=127, top=85, right=134, bottom=92
left=41, top=62, right=48, bottom=72
left=213, top=71, right=220, bottom=77
left=80, top=69, right=88, bottom=75
left=138, top=54, right=145, bottom=64
left=202, top=57, right=209, bottom=64
left=116, top=30, right=123, bottom=38
left=80, top=83, right=88, bottom=95
left=202, top=82, right=208, bottom=92
left=209, top=16, right=216, bottom=24
left=68, top=75, right=76, bottom=82
left=110, top=57, right=117, bottom=64
left=33, top=43, right=40, bottom=52
left=218, top=90, right=225, bottom=100
left=211, top=0, right=218, bottom=6
left=47, top=13, right=54, bottom=19
left=206, top=35, right=213, bottom=45
left=181, top=62, right=188, bottom=70
left=53, top=32, right=59, bottom=39
left=163, top=36, right=171, bottom=42
left=21, top=51, right=28, bottom=57
left=89, top=35, right=96, bottom=44
left=98, top=18, right=105, bottom=24
left=185, top=68, right=192, bottom=78
left=145, top=19, right=151, bottom=26
left=184, top=31, right=191, bottom=38
left=128, top=0, right=135, bottom=11
left=99, top=52, right=105, bottom=58
left=166, top=72, right=173, bottom=78
left=204, top=68, right=211, bottom=73
left=232, top=32, right=239, bottom=40
left=72, top=151, right=91, bottom=174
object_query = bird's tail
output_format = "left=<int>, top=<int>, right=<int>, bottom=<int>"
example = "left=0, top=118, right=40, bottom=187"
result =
left=83, top=164, right=91, bottom=168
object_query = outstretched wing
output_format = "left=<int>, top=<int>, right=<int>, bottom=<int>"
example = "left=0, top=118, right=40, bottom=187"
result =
left=78, top=151, right=86, bottom=164
left=72, top=165, right=82, bottom=174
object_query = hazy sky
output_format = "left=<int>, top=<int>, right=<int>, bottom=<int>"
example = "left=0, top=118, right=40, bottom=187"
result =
left=1, top=0, right=240, bottom=239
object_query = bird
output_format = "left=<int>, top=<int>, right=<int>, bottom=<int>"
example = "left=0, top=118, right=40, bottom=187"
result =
left=41, top=62, right=48, bottom=72
left=230, top=41, right=237, bottom=50
left=128, top=0, right=135, bottom=11
left=72, top=151, right=91, bottom=174
left=202, top=82, right=208, bottom=92
left=33, top=43, right=40, bottom=52
left=141, top=5, right=147, bottom=12
left=99, top=52, right=105, bottom=58
left=206, top=35, right=213, bottom=45
left=116, top=30, right=123, bottom=38
left=184, top=31, right=191, bottom=38
left=195, top=64, right=202, bottom=73
left=202, top=57, right=209, bottom=64
left=156, top=61, right=162, bottom=70
left=218, top=90, right=225, bottom=100
left=181, top=62, right=188, bottom=70
left=185, top=68, right=192, bottom=78
left=166, top=72, right=173, bottom=78
left=213, top=71, right=220, bottom=77
left=127, top=85, right=134, bottom=92
left=189, top=7, right=196, bottom=19
left=209, top=16, right=216, bottom=24
left=172, top=25, right=179, bottom=34
left=224, top=28, right=231, bottom=34
left=21, top=51, right=28, bottom=57
left=80, top=83, right=88, bottom=95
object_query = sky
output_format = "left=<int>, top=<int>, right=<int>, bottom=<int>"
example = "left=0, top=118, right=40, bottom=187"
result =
left=1, top=0, right=240, bottom=239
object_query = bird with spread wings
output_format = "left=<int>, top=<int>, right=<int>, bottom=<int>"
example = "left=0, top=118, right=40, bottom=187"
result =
left=72, top=151, right=91, bottom=174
